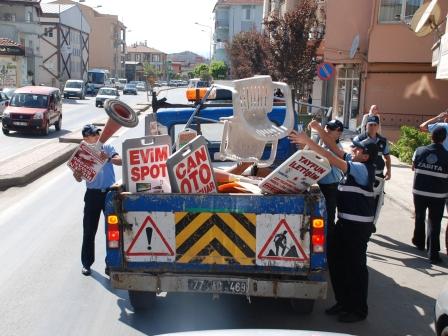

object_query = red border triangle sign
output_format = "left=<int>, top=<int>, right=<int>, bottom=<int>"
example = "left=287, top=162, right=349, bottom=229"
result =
left=126, top=215, right=175, bottom=257
left=258, top=219, right=308, bottom=261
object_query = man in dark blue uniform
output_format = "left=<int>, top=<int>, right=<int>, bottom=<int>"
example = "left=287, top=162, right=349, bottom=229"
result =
left=73, top=124, right=122, bottom=276
left=289, top=130, right=377, bottom=323
left=412, top=126, right=448, bottom=264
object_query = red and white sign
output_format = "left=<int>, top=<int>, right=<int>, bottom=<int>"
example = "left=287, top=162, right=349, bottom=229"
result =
left=259, top=150, right=330, bottom=194
left=67, top=142, right=106, bottom=182
left=126, top=144, right=171, bottom=193
left=172, top=145, right=217, bottom=193
left=256, top=214, right=309, bottom=268
left=124, top=212, right=175, bottom=262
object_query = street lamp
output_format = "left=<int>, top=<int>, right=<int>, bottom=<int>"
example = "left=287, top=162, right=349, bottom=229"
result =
left=194, top=22, right=212, bottom=64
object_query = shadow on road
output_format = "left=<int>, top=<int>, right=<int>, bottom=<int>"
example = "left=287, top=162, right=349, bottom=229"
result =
left=110, top=267, right=437, bottom=336
left=3, top=129, right=71, bottom=140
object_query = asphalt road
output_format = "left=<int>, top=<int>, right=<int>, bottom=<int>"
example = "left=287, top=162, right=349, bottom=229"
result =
left=0, top=92, right=147, bottom=161
left=0, top=112, right=447, bottom=335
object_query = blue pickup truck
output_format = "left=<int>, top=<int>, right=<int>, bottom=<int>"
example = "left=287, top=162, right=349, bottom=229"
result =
left=104, top=103, right=328, bottom=313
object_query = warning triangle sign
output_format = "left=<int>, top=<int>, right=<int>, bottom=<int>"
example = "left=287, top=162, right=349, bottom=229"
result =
left=258, top=219, right=308, bottom=262
left=126, top=215, right=175, bottom=257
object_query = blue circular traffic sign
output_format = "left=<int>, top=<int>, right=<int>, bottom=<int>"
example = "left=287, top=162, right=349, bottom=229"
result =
left=317, top=63, right=335, bottom=81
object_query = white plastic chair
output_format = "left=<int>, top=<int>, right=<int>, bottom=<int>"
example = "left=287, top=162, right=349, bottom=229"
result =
left=214, top=76, right=294, bottom=167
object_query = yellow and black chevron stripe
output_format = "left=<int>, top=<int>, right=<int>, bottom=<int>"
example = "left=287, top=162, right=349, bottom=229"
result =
left=175, top=212, right=256, bottom=265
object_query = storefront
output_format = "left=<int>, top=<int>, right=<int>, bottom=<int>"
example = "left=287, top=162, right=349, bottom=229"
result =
left=0, top=39, right=25, bottom=88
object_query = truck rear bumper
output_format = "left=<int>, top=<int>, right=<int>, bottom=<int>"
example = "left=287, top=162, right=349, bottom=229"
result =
left=111, top=272, right=327, bottom=299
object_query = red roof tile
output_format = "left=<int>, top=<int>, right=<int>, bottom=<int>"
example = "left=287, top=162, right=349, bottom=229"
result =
left=0, top=38, right=23, bottom=48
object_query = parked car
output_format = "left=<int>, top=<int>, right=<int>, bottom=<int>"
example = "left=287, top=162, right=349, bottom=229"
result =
left=123, top=83, right=138, bottom=95
left=95, top=87, right=119, bottom=107
left=63, top=79, right=85, bottom=99
left=136, top=81, right=146, bottom=91
left=0, top=91, right=10, bottom=116
left=2, top=86, right=62, bottom=136
left=436, top=282, right=448, bottom=336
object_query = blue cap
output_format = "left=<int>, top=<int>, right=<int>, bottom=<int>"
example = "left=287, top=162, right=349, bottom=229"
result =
left=82, top=124, right=101, bottom=137
left=367, top=115, right=380, bottom=125
left=326, top=119, right=344, bottom=131
left=351, top=138, right=378, bottom=161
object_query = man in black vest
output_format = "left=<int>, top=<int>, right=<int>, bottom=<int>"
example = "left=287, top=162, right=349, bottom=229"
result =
left=412, top=126, right=448, bottom=264
left=289, top=130, right=377, bottom=323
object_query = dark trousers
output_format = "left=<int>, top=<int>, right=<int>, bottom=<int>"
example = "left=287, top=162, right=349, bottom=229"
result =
left=332, top=219, right=373, bottom=317
left=319, top=183, right=339, bottom=302
left=81, top=189, right=107, bottom=268
left=413, top=194, right=444, bottom=259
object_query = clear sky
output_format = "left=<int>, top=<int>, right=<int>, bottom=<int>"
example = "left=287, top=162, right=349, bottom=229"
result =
left=41, top=0, right=217, bottom=57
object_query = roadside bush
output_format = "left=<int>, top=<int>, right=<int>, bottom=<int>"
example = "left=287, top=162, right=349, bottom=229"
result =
left=390, top=126, right=431, bottom=164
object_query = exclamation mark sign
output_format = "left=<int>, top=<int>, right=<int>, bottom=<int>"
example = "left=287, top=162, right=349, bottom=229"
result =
left=146, top=227, right=153, bottom=250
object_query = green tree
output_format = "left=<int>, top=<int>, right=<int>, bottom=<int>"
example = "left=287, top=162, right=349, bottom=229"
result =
left=194, top=63, right=211, bottom=81
left=209, top=60, right=228, bottom=79
left=264, top=0, right=320, bottom=108
left=143, top=62, right=157, bottom=77
left=227, top=30, right=270, bottom=79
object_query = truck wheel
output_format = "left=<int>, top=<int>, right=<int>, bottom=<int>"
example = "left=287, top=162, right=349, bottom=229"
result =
left=128, top=290, right=156, bottom=312
left=2, top=127, right=9, bottom=135
left=55, top=117, right=62, bottom=131
left=290, top=298, right=315, bottom=314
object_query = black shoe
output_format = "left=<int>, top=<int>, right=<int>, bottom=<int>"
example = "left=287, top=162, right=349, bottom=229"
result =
left=325, top=303, right=344, bottom=315
left=338, top=312, right=366, bottom=323
left=412, top=238, right=425, bottom=251
left=430, top=256, right=443, bottom=265
left=82, top=267, right=91, bottom=276
left=105, top=266, right=110, bottom=276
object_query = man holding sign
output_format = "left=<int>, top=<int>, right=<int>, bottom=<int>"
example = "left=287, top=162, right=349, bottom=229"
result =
left=72, top=124, right=122, bottom=276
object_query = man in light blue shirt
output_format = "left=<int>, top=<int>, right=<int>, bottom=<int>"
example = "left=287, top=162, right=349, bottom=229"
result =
left=419, top=110, right=448, bottom=151
left=73, top=124, right=122, bottom=276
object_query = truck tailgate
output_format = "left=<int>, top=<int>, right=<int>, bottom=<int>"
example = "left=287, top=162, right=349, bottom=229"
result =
left=113, top=192, right=324, bottom=276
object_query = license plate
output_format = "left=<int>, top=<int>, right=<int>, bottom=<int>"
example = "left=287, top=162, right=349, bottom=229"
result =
left=13, top=121, right=27, bottom=126
left=187, top=279, right=248, bottom=294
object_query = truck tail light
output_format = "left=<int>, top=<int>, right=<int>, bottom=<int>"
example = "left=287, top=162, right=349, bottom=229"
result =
left=107, top=215, right=120, bottom=248
left=311, top=218, right=325, bottom=253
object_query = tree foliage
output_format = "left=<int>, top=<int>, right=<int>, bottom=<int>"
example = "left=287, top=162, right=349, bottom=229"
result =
left=390, top=126, right=431, bottom=164
left=193, top=63, right=212, bottom=81
left=263, top=0, right=319, bottom=100
left=227, top=30, right=271, bottom=79
left=209, top=60, right=228, bottom=79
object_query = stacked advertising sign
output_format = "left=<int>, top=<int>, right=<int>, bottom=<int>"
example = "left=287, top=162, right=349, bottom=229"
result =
left=259, top=150, right=330, bottom=194
left=122, top=135, right=172, bottom=193
left=67, top=142, right=107, bottom=182
left=167, top=136, right=217, bottom=193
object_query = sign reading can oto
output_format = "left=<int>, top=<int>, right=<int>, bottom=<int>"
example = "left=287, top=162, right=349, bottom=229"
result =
left=67, top=142, right=106, bottom=182
left=167, top=136, right=217, bottom=193
left=127, top=144, right=171, bottom=193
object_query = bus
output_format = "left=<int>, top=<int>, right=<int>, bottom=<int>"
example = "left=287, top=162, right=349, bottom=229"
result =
left=86, top=69, right=111, bottom=94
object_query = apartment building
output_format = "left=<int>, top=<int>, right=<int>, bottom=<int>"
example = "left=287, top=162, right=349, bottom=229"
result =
left=126, top=42, right=167, bottom=79
left=0, top=0, right=43, bottom=87
left=213, top=0, right=264, bottom=64
left=51, top=0, right=126, bottom=79
left=39, top=3, right=90, bottom=87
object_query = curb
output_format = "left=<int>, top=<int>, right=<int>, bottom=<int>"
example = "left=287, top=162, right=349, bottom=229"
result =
left=0, top=142, right=78, bottom=191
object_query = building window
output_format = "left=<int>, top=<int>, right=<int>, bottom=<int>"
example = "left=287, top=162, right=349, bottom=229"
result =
left=25, top=11, right=33, bottom=23
left=44, top=28, right=54, bottom=37
left=378, top=0, right=422, bottom=23
left=242, top=5, right=252, bottom=21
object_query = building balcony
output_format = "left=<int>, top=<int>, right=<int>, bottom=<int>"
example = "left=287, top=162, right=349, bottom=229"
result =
left=0, top=20, right=40, bottom=35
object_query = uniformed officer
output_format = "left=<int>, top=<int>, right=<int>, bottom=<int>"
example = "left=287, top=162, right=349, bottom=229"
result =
left=307, top=119, right=344, bottom=308
left=289, top=130, right=377, bottom=323
left=412, top=126, right=448, bottom=264
left=354, top=115, right=391, bottom=179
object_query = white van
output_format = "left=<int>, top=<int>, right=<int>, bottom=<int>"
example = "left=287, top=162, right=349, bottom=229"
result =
left=117, top=78, right=127, bottom=90
left=63, top=79, right=85, bottom=99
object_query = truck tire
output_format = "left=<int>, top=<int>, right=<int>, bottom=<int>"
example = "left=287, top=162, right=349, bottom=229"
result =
left=290, top=298, right=315, bottom=314
left=128, top=290, right=156, bottom=312
left=2, top=127, right=9, bottom=135
left=55, top=116, right=62, bottom=131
